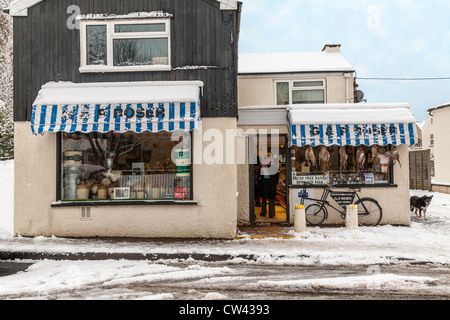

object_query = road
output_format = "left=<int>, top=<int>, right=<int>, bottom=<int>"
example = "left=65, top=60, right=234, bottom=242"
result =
left=1, top=260, right=449, bottom=300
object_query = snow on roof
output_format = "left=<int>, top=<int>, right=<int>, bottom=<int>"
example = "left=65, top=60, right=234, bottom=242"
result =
left=77, top=11, right=173, bottom=21
left=32, top=81, right=204, bottom=106
left=287, top=103, right=416, bottom=125
left=238, top=51, right=355, bottom=75
left=427, top=103, right=450, bottom=114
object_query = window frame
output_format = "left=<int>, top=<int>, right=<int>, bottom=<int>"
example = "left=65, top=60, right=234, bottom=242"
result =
left=289, top=144, right=397, bottom=188
left=274, top=79, right=327, bottom=105
left=79, top=18, right=172, bottom=73
left=55, top=131, right=195, bottom=206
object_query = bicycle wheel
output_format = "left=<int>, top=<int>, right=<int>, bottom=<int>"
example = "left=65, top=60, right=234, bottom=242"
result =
left=305, top=204, right=327, bottom=226
left=355, top=198, right=383, bottom=227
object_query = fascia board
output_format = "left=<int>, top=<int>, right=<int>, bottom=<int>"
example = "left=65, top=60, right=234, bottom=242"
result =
left=8, top=0, right=237, bottom=16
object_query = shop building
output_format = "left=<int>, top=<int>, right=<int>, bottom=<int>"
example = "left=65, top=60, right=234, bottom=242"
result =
left=8, top=0, right=243, bottom=239
left=237, top=47, right=417, bottom=226
left=427, top=103, right=450, bottom=194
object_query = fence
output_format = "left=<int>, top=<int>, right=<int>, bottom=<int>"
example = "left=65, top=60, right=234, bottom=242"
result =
left=409, top=149, right=432, bottom=191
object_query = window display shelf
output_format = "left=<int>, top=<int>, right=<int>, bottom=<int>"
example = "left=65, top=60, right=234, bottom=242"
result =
left=51, top=200, right=198, bottom=207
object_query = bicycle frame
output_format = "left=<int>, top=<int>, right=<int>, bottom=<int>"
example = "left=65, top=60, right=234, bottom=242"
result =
left=299, top=184, right=365, bottom=220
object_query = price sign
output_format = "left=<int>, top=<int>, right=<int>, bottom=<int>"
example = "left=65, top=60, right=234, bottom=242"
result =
left=330, top=192, right=355, bottom=210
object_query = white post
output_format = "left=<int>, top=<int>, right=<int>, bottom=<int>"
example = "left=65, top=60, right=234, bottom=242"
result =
left=346, top=204, right=358, bottom=229
left=294, top=204, right=307, bottom=233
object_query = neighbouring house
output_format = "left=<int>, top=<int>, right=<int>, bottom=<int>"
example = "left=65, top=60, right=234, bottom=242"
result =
left=7, top=0, right=243, bottom=239
left=236, top=45, right=417, bottom=226
left=427, top=103, right=450, bottom=194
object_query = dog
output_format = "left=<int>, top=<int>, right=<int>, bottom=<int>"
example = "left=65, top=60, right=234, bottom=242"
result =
left=410, top=195, right=433, bottom=221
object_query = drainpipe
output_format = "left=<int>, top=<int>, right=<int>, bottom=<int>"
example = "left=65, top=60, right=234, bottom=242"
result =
left=344, top=73, right=351, bottom=103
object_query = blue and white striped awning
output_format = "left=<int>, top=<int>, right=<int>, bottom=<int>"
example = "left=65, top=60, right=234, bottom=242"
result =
left=31, top=81, right=203, bottom=135
left=288, top=103, right=418, bottom=147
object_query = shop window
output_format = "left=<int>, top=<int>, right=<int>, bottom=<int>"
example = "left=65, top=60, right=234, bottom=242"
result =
left=60, top=131, right=191, bottom=202
left=80, top=19, right=171, bottom=72
left=291, top=145, right=398, bottom=186
left=275, top=80, right=326, bottom=105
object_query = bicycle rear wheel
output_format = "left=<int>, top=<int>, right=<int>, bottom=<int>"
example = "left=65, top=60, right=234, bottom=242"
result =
left=305, top=204, right=327, bottom=226
left=355, top=198, right=383, bottom=226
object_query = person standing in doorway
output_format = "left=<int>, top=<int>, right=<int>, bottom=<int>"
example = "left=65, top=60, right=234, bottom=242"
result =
left=259, top=153, right=279, bottom=218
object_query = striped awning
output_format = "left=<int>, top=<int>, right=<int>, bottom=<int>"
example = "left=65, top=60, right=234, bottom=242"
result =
left=288, top=103, right=418, bottom=147
left=31, top=81, right=203, bottom=135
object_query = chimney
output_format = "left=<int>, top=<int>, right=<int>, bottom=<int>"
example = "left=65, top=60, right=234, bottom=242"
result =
left=322, top=44, right=341, bottom=53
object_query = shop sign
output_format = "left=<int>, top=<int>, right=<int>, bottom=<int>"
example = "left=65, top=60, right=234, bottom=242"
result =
left=330, top=192, right=356, bottom=210
left=308, top=125, right=398, bottom=139
left=292, top=174, right=328, bottom=185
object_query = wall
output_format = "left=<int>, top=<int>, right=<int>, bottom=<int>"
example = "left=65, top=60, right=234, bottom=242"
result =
left=238, top=73, right=354, bottom=107
left=13, top=0, right=239, bottom=121
left=432, top=108, right=450, bottom=183
left=421, top=116, right=434, bottom=157
left=14, top=118, right=238, bottom=239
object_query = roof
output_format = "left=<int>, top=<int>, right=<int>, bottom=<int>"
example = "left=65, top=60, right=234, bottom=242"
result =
left=287, top=103, right=415, bottom=125
left=6, top=0, right=238, bottom=16
left=238, top=51, right=355, bottom=75
left=32, top=81, right=204, bottom=106
left=238, top=103, right=416, bottom=127
left=427, top=103, right=450, bottom=114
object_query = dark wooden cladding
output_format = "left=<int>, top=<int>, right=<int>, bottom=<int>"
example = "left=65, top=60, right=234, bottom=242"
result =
left=12, top=0, right=240, bottom=121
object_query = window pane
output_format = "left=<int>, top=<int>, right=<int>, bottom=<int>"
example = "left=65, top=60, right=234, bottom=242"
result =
left=293, top=81, right=324, bottom=88
left=61, top=132, right=191, bottom=201
left=115, top=23, right=166, bottom=33
left=291, top=145, right=394, bottom=186
left=276, top=82, right=289, bottom=105
left=292, top=90, right=324, bottom=104
left=86, top=25, right=107, bottom=65
left=113, top=38, right=169, bottom=66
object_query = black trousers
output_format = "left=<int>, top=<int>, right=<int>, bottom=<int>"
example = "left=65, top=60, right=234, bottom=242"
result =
left=261, top=198, right=275, bottom=218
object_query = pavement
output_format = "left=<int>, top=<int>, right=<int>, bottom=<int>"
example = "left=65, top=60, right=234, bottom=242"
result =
left=0, top=224, right=295, bottom=262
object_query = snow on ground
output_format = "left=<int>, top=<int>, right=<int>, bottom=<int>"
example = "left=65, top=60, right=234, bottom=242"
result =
left=0, top=160, right=13, bottom=239
left=0, top=160, right=449, bottom=299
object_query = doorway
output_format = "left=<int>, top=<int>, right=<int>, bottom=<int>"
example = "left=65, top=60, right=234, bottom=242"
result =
left=249, top=134, right=288, bottom=224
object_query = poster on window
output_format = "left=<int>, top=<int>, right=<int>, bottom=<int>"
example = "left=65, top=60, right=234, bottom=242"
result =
left=292, top=174, right=328, bottom=185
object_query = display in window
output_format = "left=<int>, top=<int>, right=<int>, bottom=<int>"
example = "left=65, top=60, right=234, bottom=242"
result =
left=291, top=144, right=398, bottom=186
left=61, top=131, right=191, bottom=202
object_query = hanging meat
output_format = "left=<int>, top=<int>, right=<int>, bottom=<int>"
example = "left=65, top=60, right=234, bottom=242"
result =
left=319, top=146, right=331, bottom=173
left=356, top=146, right=366, bottom=172
left=305, top=146, right=317, bottom=169
left=371, top=145, right=381, bottom=166
left=339, top=146, right=348, bottom=175
left=390, top=146, right=401, bottom=167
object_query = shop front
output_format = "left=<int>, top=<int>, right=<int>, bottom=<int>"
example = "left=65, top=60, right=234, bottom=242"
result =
left=238, top=103, right=417, bottom=226
left=14, top=81, right=239, bottom=239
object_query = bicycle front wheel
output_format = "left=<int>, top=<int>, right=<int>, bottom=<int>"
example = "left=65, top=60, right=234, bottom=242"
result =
left=355, top=198, right=383, bottom=227
left=305, top=204, right=327, bottom=226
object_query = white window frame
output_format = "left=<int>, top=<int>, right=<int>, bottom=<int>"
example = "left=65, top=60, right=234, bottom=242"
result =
left=274, top=79, right=327, bottom=105
left=79, top=18, right=171, bottom=73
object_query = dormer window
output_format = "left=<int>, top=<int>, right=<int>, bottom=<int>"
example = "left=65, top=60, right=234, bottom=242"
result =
left=79, top=13, right=172, bottom=72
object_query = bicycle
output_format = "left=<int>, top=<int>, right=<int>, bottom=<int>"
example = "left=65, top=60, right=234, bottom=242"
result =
left=298, top=182, right=383, bottom=227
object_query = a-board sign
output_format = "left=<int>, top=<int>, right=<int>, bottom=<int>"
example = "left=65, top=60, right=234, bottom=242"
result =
left=330, top=192, right=356, bottom=210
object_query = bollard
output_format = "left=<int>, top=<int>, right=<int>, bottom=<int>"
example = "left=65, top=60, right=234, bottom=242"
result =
left=346, top=204, right=358, bottom=229
left=294, top=204, right=307, bottom=233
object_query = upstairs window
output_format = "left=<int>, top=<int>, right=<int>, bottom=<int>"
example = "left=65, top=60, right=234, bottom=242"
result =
left=80, top=18, right=171, bottom=72
left=275, top=80, right=326, bottom=105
